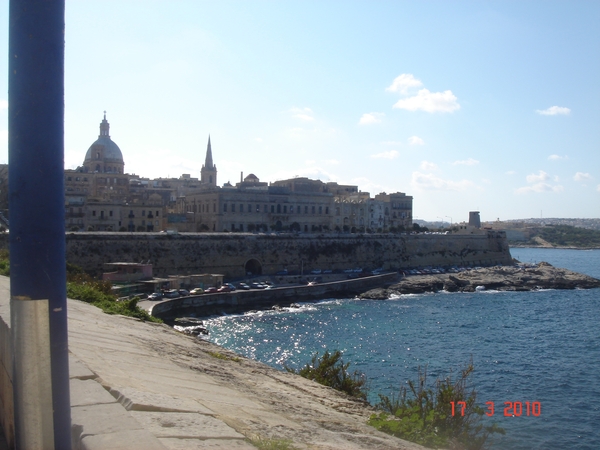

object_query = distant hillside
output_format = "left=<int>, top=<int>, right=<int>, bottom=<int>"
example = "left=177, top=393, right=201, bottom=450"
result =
left=513, top=225, right=600, bottom=248
left=504, top=218, right=600, bottom=231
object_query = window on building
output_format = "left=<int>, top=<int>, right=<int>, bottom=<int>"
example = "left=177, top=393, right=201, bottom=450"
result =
left=109, top=210, right=113, bottom=217
left=92, top=210, right=96, bottom=216
left=319, top=206, right=322, bottom=214
left=232, top=204, right=236, bottom=213
left=240, top=204, right=243, bottom=213
left=325, top=207, right=329, bottom=214
left=248, top=204, right=252, bottom=213
left=271, top=205, right=275, bottom=213
left=264, top=205, right=268, bottom=213
left=223, top=203, right=228, bottom=212
left=283, top=205, right=287, bottom=213
left=142, top=210, right=146, bottom=216
left=100, top=211, right=104, bottom=218
left=290, top=205, right=294, bottom=213
left=304, top=206, right=308, bottom=214
left=277, top=204, right=281, bottom=213
left=312, top=206, right=316, bottom=214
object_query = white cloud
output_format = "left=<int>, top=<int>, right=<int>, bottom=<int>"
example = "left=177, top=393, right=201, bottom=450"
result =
left=526, top=170, right=550, bottom=183
left=408, top=136, right=424, bottom=146
left=371, top=150, right=399, bottom=160
left=254, top=137, right=263, bottom=143
left=574, top=172, right=593, bottom=182
left=323, top=159, right=340, bottom=165
left=0, top=100, right=7, bottom=110
left=515, top=183, right=564, bottom=194
left=536, top=106, right=571, bottom=116
left=420, top=160, right=439, bottom=171
left=505, top=170, right=516, bottom=175
left=393, top=89, right=460, bottom=113
left=289, top=107, right=315, bottom=121
left=548, top=154, right=568, bottom=161
left=452, top=158, right=479, bottom=166
left=380, top=141, right=403, bottom=146
left=515, top=170, right=563, bottom=194
left=386, top=74, right=423, bottom=94
left=358, top=112, right=384, bottom=125
left=411, top=171, right=475, bottom=191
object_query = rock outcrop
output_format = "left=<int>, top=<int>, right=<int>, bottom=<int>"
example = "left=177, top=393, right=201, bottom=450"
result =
left=359, top=262, right=600, bottom=299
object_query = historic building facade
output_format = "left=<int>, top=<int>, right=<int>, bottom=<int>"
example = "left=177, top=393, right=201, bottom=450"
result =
left=60, top=115, right=413, bottom=233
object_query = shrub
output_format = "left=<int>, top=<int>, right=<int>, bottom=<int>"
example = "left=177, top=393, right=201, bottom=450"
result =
left=368, top=362, right=504, bottom=449
left=286, top=350, right=367, bottom=400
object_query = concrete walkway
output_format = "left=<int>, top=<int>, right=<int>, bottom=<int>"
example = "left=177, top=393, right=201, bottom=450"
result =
left=0, top=275, right=424, bottom=450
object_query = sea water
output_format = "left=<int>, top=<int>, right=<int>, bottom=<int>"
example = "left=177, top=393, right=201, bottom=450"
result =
left=206, top=248, right=600, bottom=449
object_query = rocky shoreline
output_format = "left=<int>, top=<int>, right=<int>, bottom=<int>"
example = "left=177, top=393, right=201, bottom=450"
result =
left=359, top=262, right=600, bottom=299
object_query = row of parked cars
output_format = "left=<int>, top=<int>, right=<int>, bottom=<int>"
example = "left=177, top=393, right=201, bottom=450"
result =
left=147, top=281, right=278, bottom=300
left=401, top=266, right=480, bottom=276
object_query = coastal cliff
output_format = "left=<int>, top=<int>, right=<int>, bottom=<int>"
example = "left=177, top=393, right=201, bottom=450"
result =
left=359, top=262, right=600, bottom=298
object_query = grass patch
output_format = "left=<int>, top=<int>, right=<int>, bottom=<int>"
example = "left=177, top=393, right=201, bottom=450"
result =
left=207, top=350, right=241, bottom=362
left=248, top=436, right=297, bottom=450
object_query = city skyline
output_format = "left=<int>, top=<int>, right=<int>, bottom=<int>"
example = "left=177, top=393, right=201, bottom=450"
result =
left=0, top=1, right=598, bottom=221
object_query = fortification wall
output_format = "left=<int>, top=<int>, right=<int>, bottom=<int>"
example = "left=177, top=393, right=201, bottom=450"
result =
left=58, top=231, right=512, bottom=278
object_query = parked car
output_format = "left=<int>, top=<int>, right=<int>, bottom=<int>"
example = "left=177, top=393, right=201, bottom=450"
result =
left=190, top=287, right=204, bottom=295
left=250, top=282, right=267, bottom=289
left=178, top=289, right=190, bottom=296
left=147, top=292, right=163, bottom=301
left=310, top=269, right=322, bottom=274
left=204, top=286, right=218, bottom=293
left=217, top=285, right=231, bottom=292
left=276, top=269, right=288, bottom=275
left=225, top=283, right=237, bottom=291
left=163, top=289, right=180, bottom=299
left=237, top=282, right=251, bottom=290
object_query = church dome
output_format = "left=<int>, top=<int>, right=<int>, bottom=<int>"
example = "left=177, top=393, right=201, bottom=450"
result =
left=82, top=113, right=125, bottom=173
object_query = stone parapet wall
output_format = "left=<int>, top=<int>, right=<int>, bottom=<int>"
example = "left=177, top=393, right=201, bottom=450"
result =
left=0, top=284, right=14, bottom=449
left=56, top=231, right=512, bottom=279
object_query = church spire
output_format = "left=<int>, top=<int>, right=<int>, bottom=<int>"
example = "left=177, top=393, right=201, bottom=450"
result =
left=201, top=135, right=217, bottom=186
left=204, top=135, right=214, bottom=169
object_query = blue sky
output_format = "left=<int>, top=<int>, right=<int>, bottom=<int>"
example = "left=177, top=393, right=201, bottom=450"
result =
left=1, top=1, right=599, bottom=222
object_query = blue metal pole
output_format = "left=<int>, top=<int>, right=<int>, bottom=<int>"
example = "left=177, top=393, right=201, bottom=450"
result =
left=8, top=1, right=71, bottom=449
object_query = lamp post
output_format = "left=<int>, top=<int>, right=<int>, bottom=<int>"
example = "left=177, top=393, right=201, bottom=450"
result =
left=9, top=1, right=71, bottom=448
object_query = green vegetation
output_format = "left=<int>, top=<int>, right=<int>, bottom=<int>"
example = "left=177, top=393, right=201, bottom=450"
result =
left=0, top=251, right=160, bottom=322
left=368, top=363, right=504, bottom=449
left=291, top=350, right=504, bottom=449
left=66, top=269, right=161, bottom=323
left=0, top=249, right=9, bottom=276
left=207, top=350, right=241, bottom=362
left=536, top=225, right=600, bottom=248
left=286, top=350, right=367, bottom=400
left=248, top=436, right=298, bottom=450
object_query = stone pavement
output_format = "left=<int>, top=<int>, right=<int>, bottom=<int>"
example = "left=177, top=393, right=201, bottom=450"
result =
left=1, top=275, right=424, bottom=450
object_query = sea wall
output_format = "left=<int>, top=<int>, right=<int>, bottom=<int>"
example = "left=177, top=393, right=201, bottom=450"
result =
left=151, top=273, right=399, bottom=320
left=50, top=231, right=511, bottom=278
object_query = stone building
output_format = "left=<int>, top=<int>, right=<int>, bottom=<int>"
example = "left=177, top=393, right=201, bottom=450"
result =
left=5, top=115, right=413, bottom=233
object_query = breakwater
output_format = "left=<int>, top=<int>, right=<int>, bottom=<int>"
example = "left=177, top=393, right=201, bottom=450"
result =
left=0, top=230, right=513, bottom=278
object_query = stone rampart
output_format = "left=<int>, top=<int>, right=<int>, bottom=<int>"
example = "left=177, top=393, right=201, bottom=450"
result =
left=51, top=231, right=512, bottom=279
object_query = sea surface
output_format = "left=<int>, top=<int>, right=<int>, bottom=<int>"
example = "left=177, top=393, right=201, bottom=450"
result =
left=205, top=248, right=600, bottom=449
